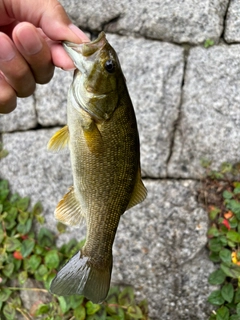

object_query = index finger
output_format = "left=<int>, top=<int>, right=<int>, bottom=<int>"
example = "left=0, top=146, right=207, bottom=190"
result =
left=2, top=0, right=90, bottom=43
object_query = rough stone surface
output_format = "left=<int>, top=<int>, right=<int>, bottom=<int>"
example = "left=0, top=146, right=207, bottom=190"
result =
left=61, top=0, right=228, bottom=44
left=113, top=179, right=214, bottom=320
left=224, top=0, right=240, bottom=43
left=35, top=68, right=73, bottom=126
left=0, top=130, right=213, bottom=319
left=168, top=44, right=240, bottom=178
left=0, top=97, right=36, bottom=133
left=103, top=34, right=184, bottom=178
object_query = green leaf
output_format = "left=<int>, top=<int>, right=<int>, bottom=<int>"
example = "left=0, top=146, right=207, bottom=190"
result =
left=33, top=202, right=43, bottom=215
left=208, top=269, right=226, bottom=285
left=221, top=283, right=234, bottom=303
left=56, top=222, right=67, bottom=234
left=208, top=290, right=225, bottom=306
left=227, top=231, right=240, bottom=243
left=209, top=207, right=221, bottom=220
left=44, top=250, right=60, bottom=269
left=118, top=286, right=135, bottom=306
left=35, top=304, right=50, bottom=316
left=18, top=271, right=28, bottom=284
left=219, top=249, right=232, bottom=266
left=226, top=200, right=240, bottom=218
left=3, top=303, right=16, bottom=320
left=0, top=189, right=9, bottom=202
left=17, top=218, right=32, bottom=235
left=73, top=305, right=86, bottom=320
left=235, top=288, right=240, bottom=304
left=138, top=299, right=148, bottom=315
left=237, top=302, right=240, bottom=316
left=221, top=263, right=240, bottom=279
left=57, top=296, right=68, bottom=314
left=18, top=211, right=29, bottom=224
left=209, top=238, right=223, bottom=252
left=5, top=237, right=21, bottom=252
left=0, top=228, right=5, bottom=244
left=2, top=262, right=14, bottom=278
left=127, top=305, right=143, bottom=319
left=0, top=288, right=12, bottom=301
left=68, top=294, right=84, bottom=309
left=34, top=264, right=48, bottom=281
left=21, top=238, right=35, bottom=258
left=230, top=315, right=240, bottom=320
left=37, top=228, right=54, bottom=247
left=208, top=226, right=220, bottom=237
left=229, top=216, right=238, bottom=228
left=86, top=301, right=101, bottom=315
left=0, top=179, right=8, bottom=190
left=28, top=254, right=41, bottom=271
left=209, top=252, right=221, bottom=263
left=216, top=306, right=229, bottom=320
left=17, top=197, right=30, bottom=211
left=223, top=190, right=233, bottom=200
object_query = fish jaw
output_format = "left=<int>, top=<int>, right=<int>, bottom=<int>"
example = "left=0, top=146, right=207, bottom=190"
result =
left=63, top=32, right=107, bottom=75
left=63, top=32, right=120, bottom=121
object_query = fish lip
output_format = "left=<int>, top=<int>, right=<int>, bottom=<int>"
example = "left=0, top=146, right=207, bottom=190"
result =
left=62, top=32, right=107, bottom=57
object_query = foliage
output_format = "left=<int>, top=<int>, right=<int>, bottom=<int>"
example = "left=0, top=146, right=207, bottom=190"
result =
left=204, top=39, right=215, bottom=48
left=200, top=161, right=240, bottom=320
left=0, top=178, right=148, bottom=320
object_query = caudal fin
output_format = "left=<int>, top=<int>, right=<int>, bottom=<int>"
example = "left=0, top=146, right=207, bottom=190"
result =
left=50, top=251, right=112, bottom=304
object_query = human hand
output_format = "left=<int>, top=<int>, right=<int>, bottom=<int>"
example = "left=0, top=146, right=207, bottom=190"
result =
left=0, top=0, right=90, bottom=113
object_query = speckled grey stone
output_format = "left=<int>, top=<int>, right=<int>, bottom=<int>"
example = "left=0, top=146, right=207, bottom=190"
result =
left=168, top=44, right=240, bottom=179
left=106, top=34, right=184, bottom=178
left=0, top=130, right=213, bottom=319
left=0, top=96, right=37, bottom=133
left=61, top=0, right=228, bottom=44
left=35, top=68, right=72, bottom=127
left=113, top=179, right=213, bottom=319
left=224, top=0, right=240, bottom=43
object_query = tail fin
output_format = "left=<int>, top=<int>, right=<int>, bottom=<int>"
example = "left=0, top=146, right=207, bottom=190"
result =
left=50, top=251, right=112, bottom=304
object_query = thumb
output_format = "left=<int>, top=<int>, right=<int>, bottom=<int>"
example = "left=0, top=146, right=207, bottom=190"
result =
left=3, top=0, right=89, bottom=43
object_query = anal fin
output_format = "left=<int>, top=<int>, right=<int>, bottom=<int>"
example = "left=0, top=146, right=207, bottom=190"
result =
left=126, top=168, right=147, bottom=210
left=55, top=187, right=84, bottom=227
left=47, top=125, right=69, bottom=152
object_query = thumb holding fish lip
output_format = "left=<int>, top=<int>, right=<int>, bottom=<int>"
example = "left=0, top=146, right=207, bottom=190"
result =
left=0, top=0, right=90, bottom=114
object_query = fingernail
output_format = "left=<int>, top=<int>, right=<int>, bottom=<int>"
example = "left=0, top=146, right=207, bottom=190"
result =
left=15, top=26, right=43, bottom=55
left=68, top=24, right=90, bottom=42
left=0, top=37, right=15, bottom=61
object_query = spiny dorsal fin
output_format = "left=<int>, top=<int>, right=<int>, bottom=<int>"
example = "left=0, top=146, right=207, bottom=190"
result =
left=47, top=125, right=69, bottom=152
left=83, top=121, right=103, bottom=154
left=55, top=186, right=84, bottom=227
left=126, top=168, right=147, bottom=210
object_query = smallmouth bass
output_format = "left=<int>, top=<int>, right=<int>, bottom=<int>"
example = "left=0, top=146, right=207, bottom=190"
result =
left=48, top=32, right=147, bottom=303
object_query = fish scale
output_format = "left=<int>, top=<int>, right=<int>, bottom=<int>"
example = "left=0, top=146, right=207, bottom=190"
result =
left=47, top=32, right=147, bottom=303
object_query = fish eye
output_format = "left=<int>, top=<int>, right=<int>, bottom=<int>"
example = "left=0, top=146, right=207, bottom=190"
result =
left=105, top=60, right=116, bottom=73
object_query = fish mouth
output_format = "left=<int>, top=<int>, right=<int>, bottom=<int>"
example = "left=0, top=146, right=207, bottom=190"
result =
left=63, top=32, right=107, bottom=56
left=63, top=32, right=107, bottom=74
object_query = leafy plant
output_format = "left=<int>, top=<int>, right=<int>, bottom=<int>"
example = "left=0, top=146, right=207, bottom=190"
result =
left=199, top=161, right=240, bottom=320
left=0, top=178, right=148, bottom=320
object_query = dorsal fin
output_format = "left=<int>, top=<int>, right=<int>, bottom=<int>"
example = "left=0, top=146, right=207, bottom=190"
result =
left=47, top=125, right=69, bottom=152
left=126, top=168, right=147, bottom=210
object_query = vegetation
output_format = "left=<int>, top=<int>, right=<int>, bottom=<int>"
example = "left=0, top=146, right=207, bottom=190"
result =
left=0, top=177, right=148, bottom=320
left=199, top=161, right=240, bottom=320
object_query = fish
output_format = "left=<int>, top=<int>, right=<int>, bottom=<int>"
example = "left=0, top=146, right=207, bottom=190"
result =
left=47, top=32, right=147, bottom=304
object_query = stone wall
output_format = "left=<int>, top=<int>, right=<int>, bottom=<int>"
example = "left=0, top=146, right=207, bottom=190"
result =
left=1, top=0, right=240, bottom=319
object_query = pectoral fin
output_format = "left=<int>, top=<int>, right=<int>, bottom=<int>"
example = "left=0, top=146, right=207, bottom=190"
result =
left=47, top=125, right=69, bottom=152
left=83, top=121, right=103, bottom=154
left=126, top=168, right=147, bottom=210
left=55, top=187, right=84, bottom=227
